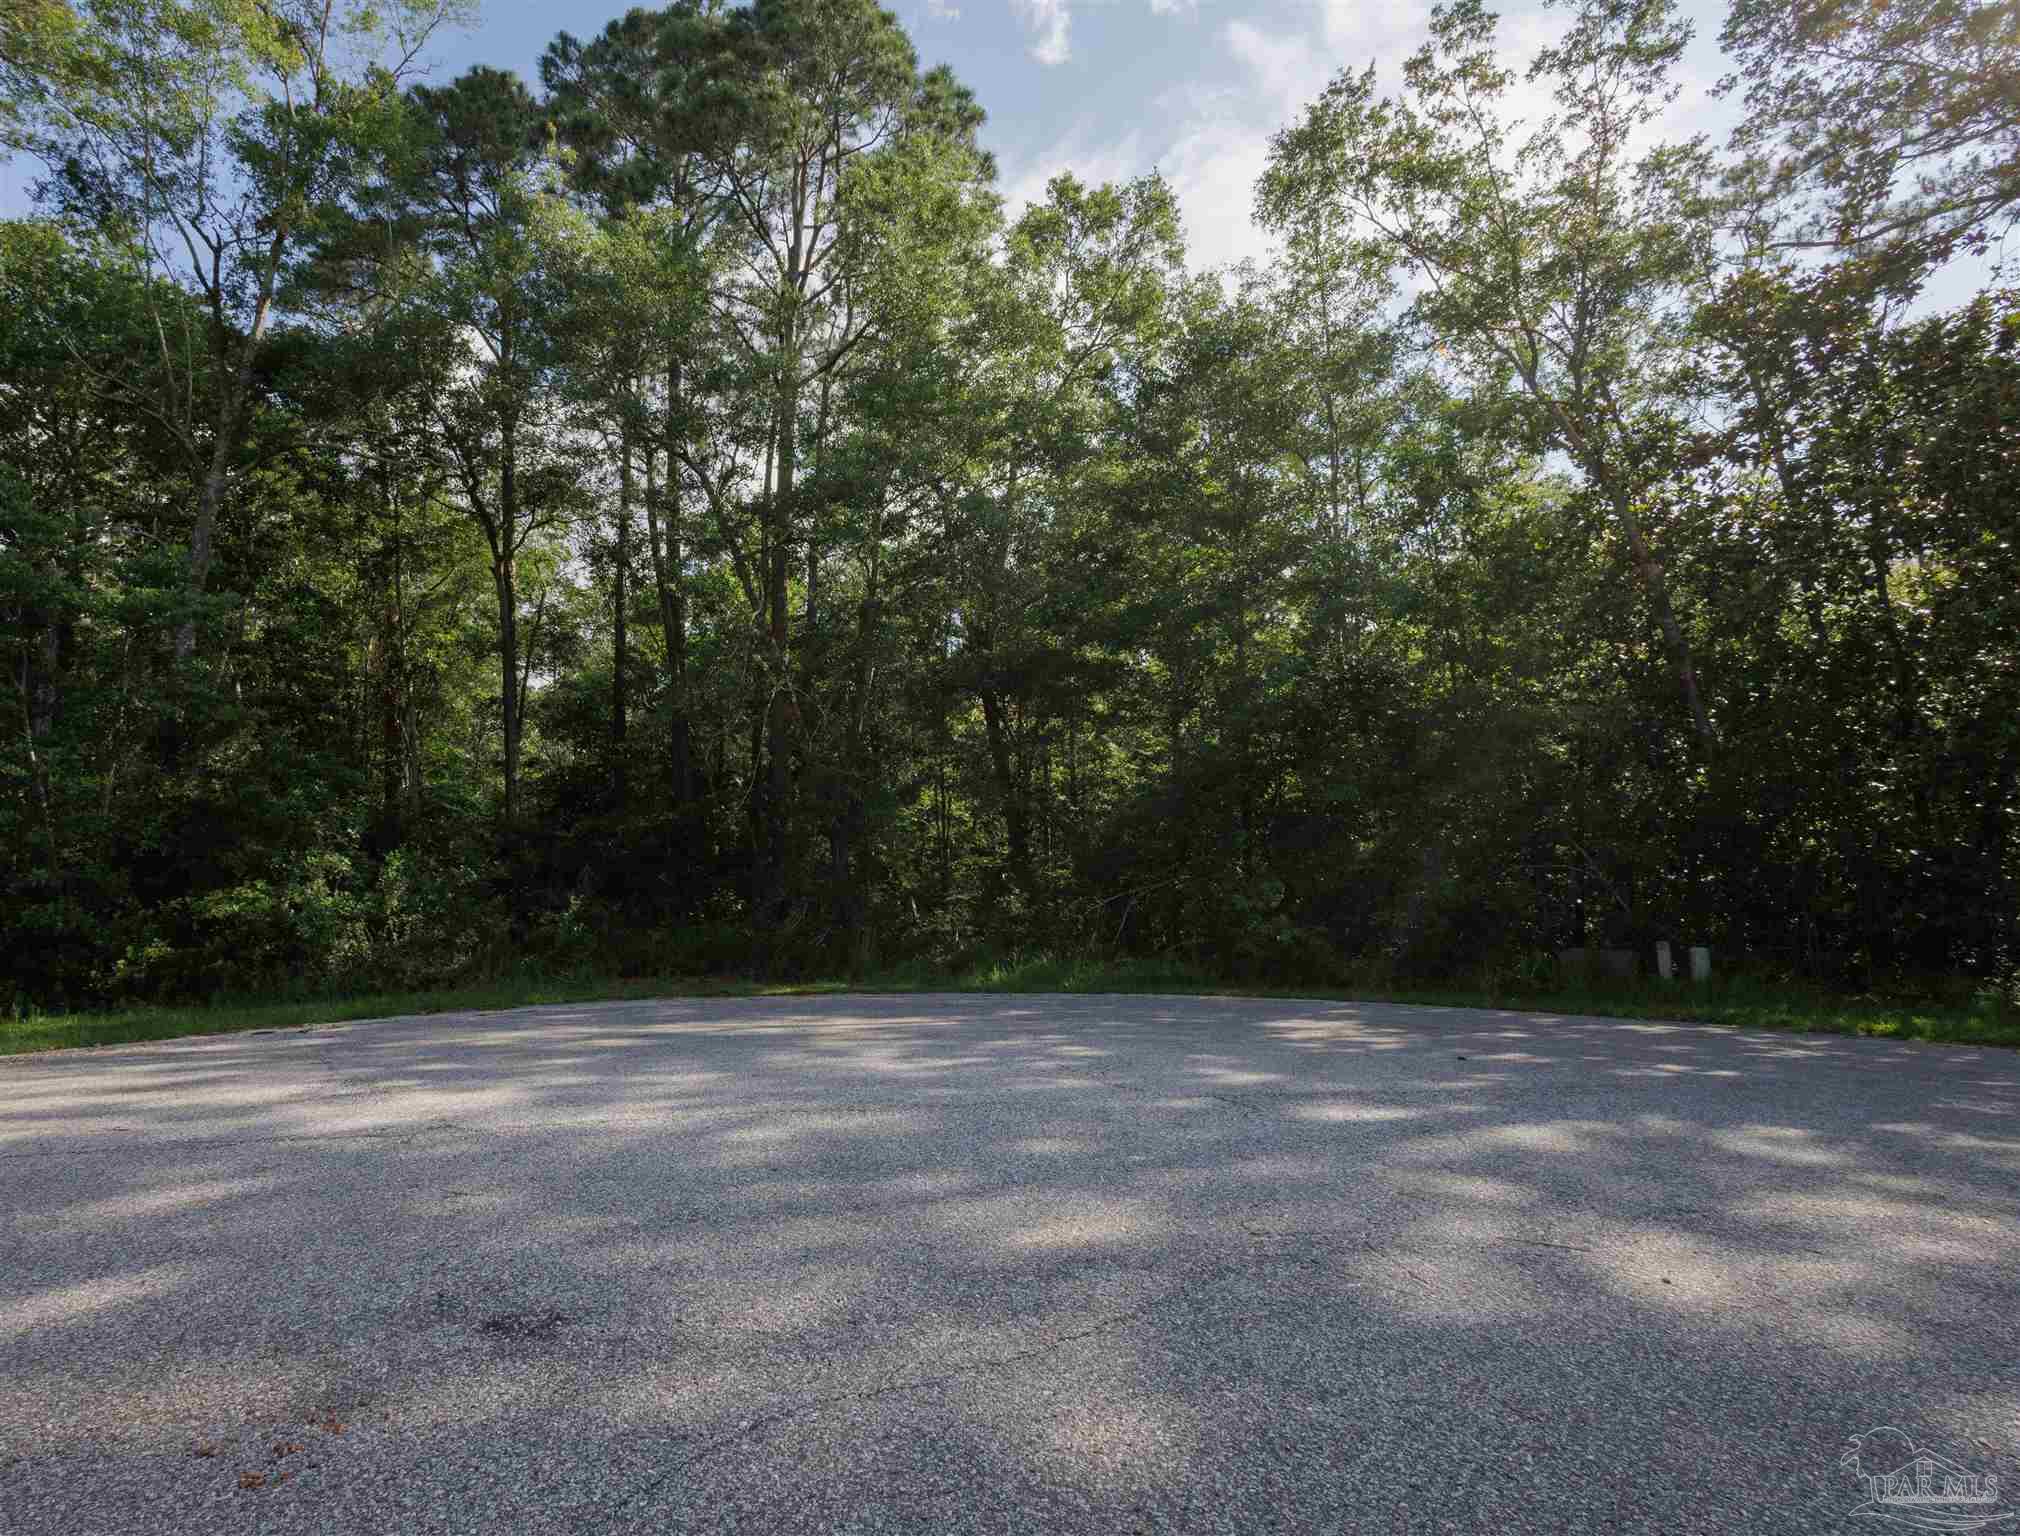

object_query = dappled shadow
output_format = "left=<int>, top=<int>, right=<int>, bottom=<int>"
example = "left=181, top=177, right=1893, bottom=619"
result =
left=2, top=995, right=2017, bottom=1533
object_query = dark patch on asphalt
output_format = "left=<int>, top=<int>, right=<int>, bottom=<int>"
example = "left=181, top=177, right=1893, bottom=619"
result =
left=425, top=1290, right=572, bottom=1340
left=477, top=1309, right=571, bottom=1340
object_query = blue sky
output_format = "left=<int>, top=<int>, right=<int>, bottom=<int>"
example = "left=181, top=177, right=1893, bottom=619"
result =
left=422, top=0, right=1736, bottom=271
left=2, top=0, right=1987, bottom=299
left=446, top=0, right=1738, bottom=272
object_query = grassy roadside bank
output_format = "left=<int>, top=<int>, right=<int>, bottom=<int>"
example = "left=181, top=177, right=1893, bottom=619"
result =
left=4, top=953, right=2013, bottom=1055
left=883, top=954, right=2019, bottom=1047
left=0, top=975, right=856, bottom=1055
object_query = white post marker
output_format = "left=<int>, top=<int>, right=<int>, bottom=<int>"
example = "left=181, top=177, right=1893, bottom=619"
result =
left=1690, top=946, right=1711, bottom=982
left=1656, top=941, right=1674, bottom=981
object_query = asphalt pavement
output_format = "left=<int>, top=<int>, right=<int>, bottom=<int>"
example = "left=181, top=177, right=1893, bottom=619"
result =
left=2, top=993, right=2016, bottom=1534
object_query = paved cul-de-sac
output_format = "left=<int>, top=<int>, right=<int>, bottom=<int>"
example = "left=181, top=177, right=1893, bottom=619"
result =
left=3, top=994, right=2016, bottom=1534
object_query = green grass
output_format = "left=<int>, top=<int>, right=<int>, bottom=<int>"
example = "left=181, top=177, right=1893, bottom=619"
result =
left=890, top=953, right=2017, bottom=1047
left=4, top=953, right=2013, bottom=1055
left=1338, top=978, right=2017, bottom=1046
left=0, top=975, right=849, bottom=1055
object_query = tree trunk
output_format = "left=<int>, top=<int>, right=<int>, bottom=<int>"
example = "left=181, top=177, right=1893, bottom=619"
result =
left=1610, top=488, right=1713, bottom=750
left=746, top=696, right=767, bottom=899
left=402, top=688, right=422, bottom=821
left=1558, top=405, right=1713, bottom=752
left=828, top=523, right=885, bottom=960
left=980, top=682, right=1037, bottom=908
left=494, top=551, right=521, bottom=827
left=763, top=375, right=796, bottom=918
left=380, top=605, right=403, bottom=838
left=175, top=251, right=279, bottom=664
left=15, top=612, right=61, bottom=896
left=614, top=432, right=631, bottom=802
left=645, top=408, right=691, bottom=809
left=380, top=470, right=407, bottom=845
left=174, top=457, right=228, bottom=664
left=808, top=373, right=830, bottom=645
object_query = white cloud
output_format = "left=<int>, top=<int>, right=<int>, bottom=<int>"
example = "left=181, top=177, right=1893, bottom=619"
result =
left=1000, top=126, right=1150, bottom=216
left=927, top=0, right=961, bottom=18
left=1001, top=0, right=1742, bottom=277
left=997, top=93, right=1276, bottom=272
left=1143, top=84, right=1278, bottom=271
left=1311, top=0, right=1425, bottom=62
left=1167, top=134, right=1277, bottom=272
left=1012, top=0, right=1073, bottom=64
left=1007, top=0, right=1195, bottom=67
left=1140, top=0, right=1430, bottom=270
left=1224, top=19, right=1315, bottom=107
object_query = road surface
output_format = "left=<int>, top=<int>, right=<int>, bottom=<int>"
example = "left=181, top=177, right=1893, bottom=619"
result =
left=3, top=994, right=2016, bottom=1533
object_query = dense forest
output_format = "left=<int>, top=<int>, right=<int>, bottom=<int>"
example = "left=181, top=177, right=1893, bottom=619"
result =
left=0, top=0, right=2014, bottom=1008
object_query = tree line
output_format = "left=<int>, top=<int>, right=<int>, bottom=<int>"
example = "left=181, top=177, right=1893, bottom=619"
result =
left=1, top=0, right=2015, bottom=1004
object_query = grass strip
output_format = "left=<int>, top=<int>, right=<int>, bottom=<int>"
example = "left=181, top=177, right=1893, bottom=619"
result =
left=5, top=953, right=2010, bottom=1055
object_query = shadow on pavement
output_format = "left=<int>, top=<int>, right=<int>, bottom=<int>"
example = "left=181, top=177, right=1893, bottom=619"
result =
left=2, top=995, right=2016, bottom=1534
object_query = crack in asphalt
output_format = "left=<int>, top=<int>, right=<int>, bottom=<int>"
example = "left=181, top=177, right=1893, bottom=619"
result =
left=611, top=1226, right=1450, bottom=1525
left=609, top=1286, right=1181, bottom=1516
